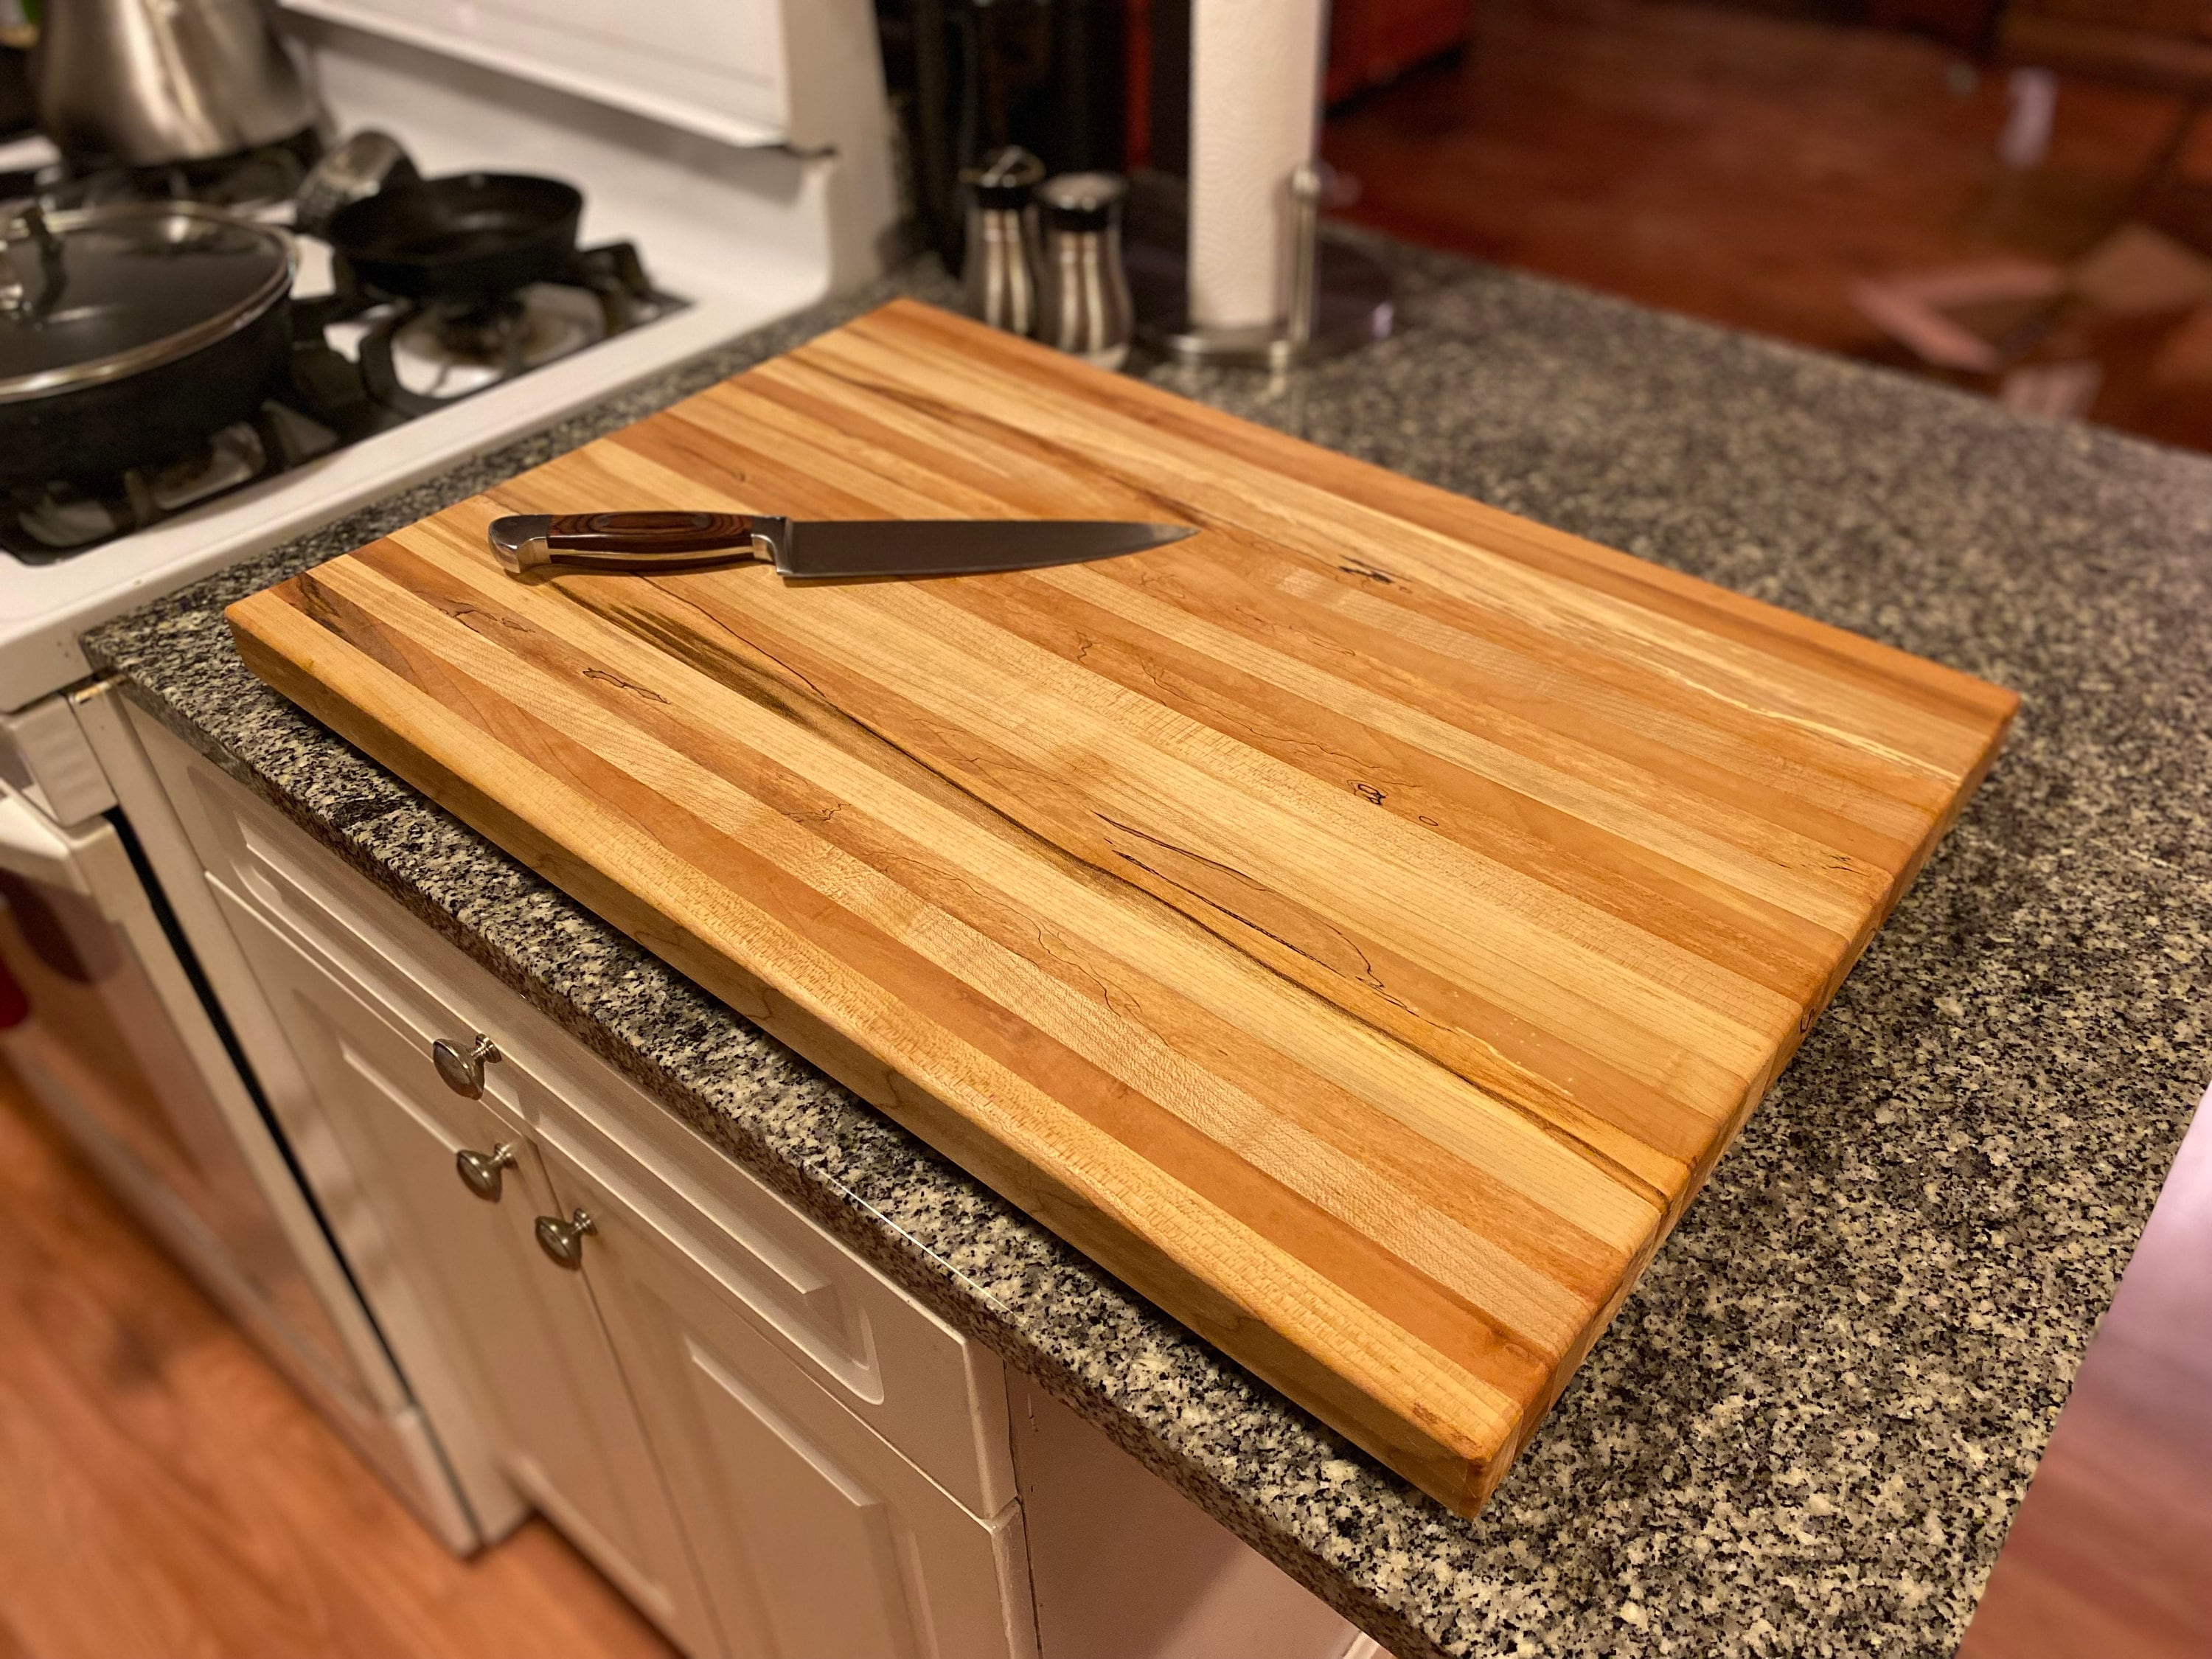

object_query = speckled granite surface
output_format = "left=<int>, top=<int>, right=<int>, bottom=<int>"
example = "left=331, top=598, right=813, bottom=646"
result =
left=86, top=240, right=2211, bottom=1659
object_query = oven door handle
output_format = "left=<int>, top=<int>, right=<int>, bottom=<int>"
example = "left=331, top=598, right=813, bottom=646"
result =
left=0, top=790, right=96, bottom=898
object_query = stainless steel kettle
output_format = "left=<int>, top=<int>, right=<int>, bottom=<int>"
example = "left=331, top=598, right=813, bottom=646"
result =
left=33, top=0, right=321, bottom=167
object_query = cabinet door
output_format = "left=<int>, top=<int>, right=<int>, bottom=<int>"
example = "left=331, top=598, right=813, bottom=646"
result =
left=532, top=1133, right=1034, bottom=1659
left=220, top=897, right=716, bottom=1655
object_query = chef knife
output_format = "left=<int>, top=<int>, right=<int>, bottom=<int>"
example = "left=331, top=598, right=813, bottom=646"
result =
left=488, top=510, right=1196, bottom=580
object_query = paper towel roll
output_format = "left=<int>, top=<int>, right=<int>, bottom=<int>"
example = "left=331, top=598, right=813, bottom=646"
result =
left=1188, top=0, right=1327, bottom=334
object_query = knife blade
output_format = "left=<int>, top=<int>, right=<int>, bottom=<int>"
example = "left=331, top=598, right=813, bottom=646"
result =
left=488, top=511, right=1197, bottom=580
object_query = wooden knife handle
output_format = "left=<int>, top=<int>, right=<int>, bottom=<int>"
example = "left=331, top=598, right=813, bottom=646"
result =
left=489, top=511, right=786, bottom=575
left=543, top=512, right=757, bottom=556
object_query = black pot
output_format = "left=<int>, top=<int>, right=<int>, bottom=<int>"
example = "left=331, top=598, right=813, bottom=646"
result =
left=328, top=172, right=583, bottom=306
left=1, top=202, right=296, bottom=487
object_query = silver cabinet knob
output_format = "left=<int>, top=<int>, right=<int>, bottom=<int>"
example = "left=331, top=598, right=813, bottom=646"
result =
left=535, top=1207, right=596, bottom=1269
left=454, top=1143, right=517, bottom=1202
left=431, top=1033, right=501, bottom=1099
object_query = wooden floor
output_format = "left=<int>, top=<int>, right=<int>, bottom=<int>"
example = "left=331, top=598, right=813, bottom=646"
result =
left=1323, top=0, right=2212, bottom=451
left=1955, top=1088, right=2212, bottom=1659
left=0, top=1059, right=678, bottom=1659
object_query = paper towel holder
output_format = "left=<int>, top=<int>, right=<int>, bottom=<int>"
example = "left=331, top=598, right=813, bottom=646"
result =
left=1137, top=162, right=1394, bottom=369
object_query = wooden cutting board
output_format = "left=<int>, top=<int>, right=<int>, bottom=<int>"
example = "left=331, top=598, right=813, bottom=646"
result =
left=229, top=299, right=2016, bottom=1514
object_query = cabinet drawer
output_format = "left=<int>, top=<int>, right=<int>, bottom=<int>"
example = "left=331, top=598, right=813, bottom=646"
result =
left=512, top=1048, right=1015, bottom=1517
left=218, top=891, right=716, bottom=1653
left=141, top=716, right=1014, bottom=1517
left=541, top=1127, right=1037, bottom=1659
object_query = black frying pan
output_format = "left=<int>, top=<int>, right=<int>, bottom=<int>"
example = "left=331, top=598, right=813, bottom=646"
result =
left=327, top=172, right=582, bottom=305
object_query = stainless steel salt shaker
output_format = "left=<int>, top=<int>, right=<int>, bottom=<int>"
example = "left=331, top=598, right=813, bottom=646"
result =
left=961, top=147, right=1046, bottom=337
left=1037, top=172, right=1133, bottom=371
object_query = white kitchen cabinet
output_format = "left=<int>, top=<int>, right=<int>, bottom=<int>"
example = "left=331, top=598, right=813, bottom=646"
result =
left=216, top=892, right=717, bottom=1658
left=537, top=1129, right=1037, bottom=1659
left=500, top=1036, right=1016, bottom=1520
left=145, top=708, right=1015, bottom=1515
left=129, top=708, right=1375, bottom=1659
left=218, top=865, right=1026, bottom=1659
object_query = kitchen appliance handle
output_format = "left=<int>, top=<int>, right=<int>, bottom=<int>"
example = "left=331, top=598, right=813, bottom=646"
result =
left=0, top=790, right=97, bottom=897
left=489, top=511, right=786, bottom=574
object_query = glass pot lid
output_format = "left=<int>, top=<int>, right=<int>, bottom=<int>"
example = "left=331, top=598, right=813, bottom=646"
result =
left=0, top=202, right=294, bottom=403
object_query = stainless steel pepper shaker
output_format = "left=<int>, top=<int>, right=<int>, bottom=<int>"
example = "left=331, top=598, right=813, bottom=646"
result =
left=1036, top=171, right=1133, bottom=372
left=960, top=146, right=1046, bottom=338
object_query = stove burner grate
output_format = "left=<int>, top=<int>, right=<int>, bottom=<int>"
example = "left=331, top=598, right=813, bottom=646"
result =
left=2, top=406, right=339, bottom=562
left=348, top=241, right=671, bottom=418
left=4, top=238, right=685, bottom=563
left=27, top=135, right=319, bottom=218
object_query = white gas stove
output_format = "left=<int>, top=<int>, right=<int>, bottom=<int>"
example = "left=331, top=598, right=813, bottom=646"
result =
left=0, top=0, right=896, bottom=1552
left=1, top=0, right=897, bottom=714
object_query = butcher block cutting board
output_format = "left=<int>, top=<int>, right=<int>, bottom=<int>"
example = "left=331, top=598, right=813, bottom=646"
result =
left=229, top=299, right=2017, bottom=1514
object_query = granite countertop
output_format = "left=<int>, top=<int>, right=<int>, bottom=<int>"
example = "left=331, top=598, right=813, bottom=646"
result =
left=86, top=240, right=2211, bottom=1659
